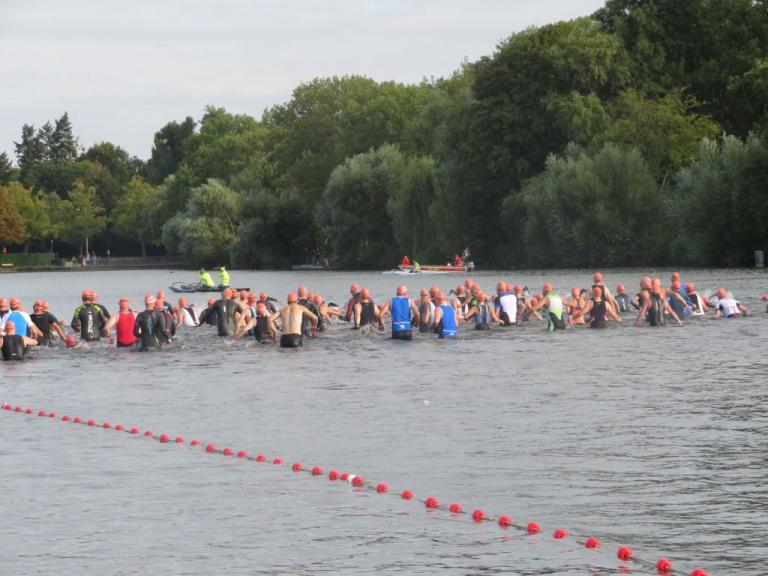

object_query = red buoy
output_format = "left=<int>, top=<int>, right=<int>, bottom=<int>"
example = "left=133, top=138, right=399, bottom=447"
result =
left=328, top=470, right=339, bottom=480
left=690, top=569, right=708, bottom=576
left=38, top=410, right=46, bottom=417
left=62, top=415, right=70, bottom=421
left=174, top=436, right=184, bottom=443
left=585, top=537, right=600, bottom=549
left=190, top=439, right=200, bottom=446
left=144, top=430, right=152, bottom=437
left=617, top=547, right=633, bottom=561
left=292, top=462, right=302, bottom=472
left=449, top=503, right=463, bottom=513
left=115, top=424, right=124, bottom=431
left=255, top=454, right=265, bottom=462
left=103, top=422, right=112, bottom=429
left=130, top=427, right=139, bottom=434
left=656, top=558, right=672, bottom=574
left=527, top=522, right=540, bottom=534
left=553, top=528, right=568, bottom=539
left=237, top=450, right=247, bottom=458
left=205, top=444, right=217, bottom=453
left=401, top=490, right=414, bottom=500
left=48, top=412, right=56, bottom=418
left=498, top=515, right=512, bottom=527
left=87, top=419, right=96, bottom=426
left=222, top=447, right=233, bottom=456
left=25, top=408, right=32, bottom=414
left=425, top=497, right=439, bottom=509
left=311, top=466, right=323, bottom=476
left=159, top=434, right=169, bottom=443
left=376, top=483, right=388, bottom=493
left=472, top=509, right=485, bottom=522
left=352, top=476, right=364, bottom=487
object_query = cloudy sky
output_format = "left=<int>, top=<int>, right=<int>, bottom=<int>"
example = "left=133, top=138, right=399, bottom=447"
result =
left=1, top=0, right=605, bottom=160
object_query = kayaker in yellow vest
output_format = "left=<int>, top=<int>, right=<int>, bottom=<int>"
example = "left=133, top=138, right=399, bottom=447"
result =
left=199, top=268, right=215, bottom=289
left=218, top=266, right=230, bottom=287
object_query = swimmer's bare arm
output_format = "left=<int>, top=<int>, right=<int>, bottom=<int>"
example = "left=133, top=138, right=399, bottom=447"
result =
left=302, top=307, right=319, bottom=335
left=23, top=336, right=38, bottom=347
left=664, top=301, right=683, bottom=325
left=231, top=317, right=255, bottom=341
left=51, top=322, right=66, bottom=340
left=410, top=300, right=420, bottom=324
left=268, top=311, right=282, bottom=332
left=571, top=301, right=591, bottom=320
left=463, top=306, right=477, bottom=322
left=607, top=303, right=622, bottom=321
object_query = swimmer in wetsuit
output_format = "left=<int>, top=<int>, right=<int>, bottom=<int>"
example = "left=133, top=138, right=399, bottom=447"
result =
left=353, top=288, right=379, bottom=329
left=271, top=292, right=317, bottom=348
left=571, top=286, right=622, bottom=328
left=133, top=294, right=170, bottom=351
left=30, top=300, right=66, bottom=346
left=0, top=320, right=38, bottom=361
left=71, top=290, right=108, bottom=342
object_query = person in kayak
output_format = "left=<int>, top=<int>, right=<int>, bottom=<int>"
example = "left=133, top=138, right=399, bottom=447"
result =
left=378, top=285, right=421, bottom=340
left=271, top=292, right=317, bottom=348
left=0, top=320, right=38, bottom=361
left=218, top=266, right=230, bottom=287
left=199, top=268, right=215, bottom=289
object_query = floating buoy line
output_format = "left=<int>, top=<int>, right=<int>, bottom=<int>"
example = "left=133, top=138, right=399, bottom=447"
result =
left=2, top=402, right=709, bottom=576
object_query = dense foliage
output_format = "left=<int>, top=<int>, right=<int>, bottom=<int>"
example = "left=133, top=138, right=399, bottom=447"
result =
left=3, top=1, right=768, bottom=267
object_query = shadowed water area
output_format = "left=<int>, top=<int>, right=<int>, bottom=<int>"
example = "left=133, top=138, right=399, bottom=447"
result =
left=1, top=269, right=766, bottom=575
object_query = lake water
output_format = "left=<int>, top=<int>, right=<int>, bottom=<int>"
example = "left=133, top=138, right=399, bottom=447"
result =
left=1, top=268, right=766, bottom=575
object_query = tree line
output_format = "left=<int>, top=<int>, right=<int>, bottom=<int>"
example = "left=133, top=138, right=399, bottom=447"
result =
left=2, top=0, right=768, bottom=268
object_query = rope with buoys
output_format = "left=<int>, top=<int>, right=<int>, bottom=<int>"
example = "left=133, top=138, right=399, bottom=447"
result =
left=1, top=402, right=708, bottom=576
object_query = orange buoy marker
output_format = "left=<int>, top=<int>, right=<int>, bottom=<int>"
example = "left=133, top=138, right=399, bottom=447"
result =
left=617, top=547, right=633, bottom=561
left=498, top=515, right=512, bottom=527
left=425, top=497, right=439, bottom=509
left=472, top=509, right=485, bottom=522
left=554, top=528, right=568, bottom=539
left=585, top=537, right=600, bottom=549
left=401, top=490, right=413, bottom=500
left=656, top=558, right=672, bottom=574
left=527, top=522, right=540, bottom=534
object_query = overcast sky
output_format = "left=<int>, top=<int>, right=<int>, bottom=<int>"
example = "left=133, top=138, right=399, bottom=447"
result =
left=1, top=0, right=605, bottom=161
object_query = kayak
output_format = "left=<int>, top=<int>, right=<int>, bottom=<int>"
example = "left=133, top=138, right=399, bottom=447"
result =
left=169, top=281, right=250, bottom=293
left=393, top=263, right=474, bottom=273
left=382, top=269, right=449, bottom=276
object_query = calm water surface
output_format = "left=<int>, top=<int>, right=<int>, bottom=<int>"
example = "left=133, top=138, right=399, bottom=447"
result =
left=1, top=268, right=766, bottom=575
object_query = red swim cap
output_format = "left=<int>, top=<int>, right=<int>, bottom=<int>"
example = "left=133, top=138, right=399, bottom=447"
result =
left=671, top=271, right=681, bottom=282
left=686, top=282, right=695, bottom=294
left=297, top=285, right=308, bottom=298
left=592, top=286, right=602, bottom=298
left=247, top=294, right=258, bottom=302
left=259, top=292, right=268, bottom=301
left=543, top=282, right=552, bottom=294
left=593, top=272, right=603, bottom=283
left=514, top=284, right=522, bottom=293
left=641, top=276, right=651, bottom=289
left=420, top=288, right=429, bottom=296
left=350, top=283, right=360, bottom=295
left=287, top=292, right=298, bottom=303
left=717, top=288, right=727, bottom=299
left=361, top=288, right=370, bottom=299
left=144, top=293, right=156, bottom=305
left=616, top=284, right=625, bottom=293
left=671, top=280, right=681, bottom=291
left=65, top=335, right=77, bottom=349
left=571, top=287, right=580, bottom=297
left=396, top=285, right=407, bottom=296
left=239, top=290, right=248, bottom=300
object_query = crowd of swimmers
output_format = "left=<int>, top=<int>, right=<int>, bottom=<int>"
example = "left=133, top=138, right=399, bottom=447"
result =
left=0, top=271, right=758, bottom=361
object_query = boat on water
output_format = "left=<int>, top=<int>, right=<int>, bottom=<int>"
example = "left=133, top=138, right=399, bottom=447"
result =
left=291, top=264, right=332, bottom=271
left=382, top=268, right=450, bottom=276
left=387, top=247, right=474, bottom=275
left=169, top=281, right=250, bottom=293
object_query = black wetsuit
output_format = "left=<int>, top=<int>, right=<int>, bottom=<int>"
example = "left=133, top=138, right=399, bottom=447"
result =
left=616, top=293, right=631, bottom=313
left=589, top=299, right=608, bottom=329
left=198, top=305, right=219, bottom=327
left=357, top=301, right=376, bottom=328
left=280, top=333, right=302, bottom=348
left=418, top=302, right=433, bottom=333
left=31, top=312, right=58, bottom=346
left=214, top=299, right=242, bottom=337
left=1, top=335, right=27, bottom=361
left=71, top=304, right=107, bottom=342
left=299, top=298, right=322, bottom=335
left=94, top=303, right=111, bottom=320
left=647, top=294, right=666, bottom=327
left=133, top=310, right=167, bottom=351
left=253, top=315, right=271, bottom=343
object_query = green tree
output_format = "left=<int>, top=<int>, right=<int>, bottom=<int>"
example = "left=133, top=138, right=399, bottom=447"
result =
left=317, top=144, right=404, bottom=268
left=160, top=179, right=239, bottom=265
left=59, top=180, right=108, bottom=254
left=48, top=112, right=79, bottom=162
left=14, top=124, right=45, bottom=183
left=112, top=177, right=159, bottom=257
left=0, top=185, right=28, bottom=246
left=82, top=142, right=142, bottom=185
left=596, top=90, right=720, bottom=176
left=0, top=152, right=18, bottom=184
left=514, top=143, right=663, bottom=267
left=671, top=135, right=768, bottom=265
left=6, top=182, right=59, bottom=252
left=595, top=0, right=768, bottom=135
left=145, top=117, right=197, bottom=184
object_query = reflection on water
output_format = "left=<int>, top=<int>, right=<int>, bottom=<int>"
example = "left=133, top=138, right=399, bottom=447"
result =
left=0, top=268, right=766, bottom=575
